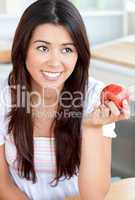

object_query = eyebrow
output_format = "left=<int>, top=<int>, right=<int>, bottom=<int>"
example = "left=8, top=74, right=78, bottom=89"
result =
left=33, top=40, right=75, bottom=46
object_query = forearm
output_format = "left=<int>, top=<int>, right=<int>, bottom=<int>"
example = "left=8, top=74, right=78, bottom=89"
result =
left=0, top=183, right=30, bottom=200
left=78, top=127, right=111, bottom=200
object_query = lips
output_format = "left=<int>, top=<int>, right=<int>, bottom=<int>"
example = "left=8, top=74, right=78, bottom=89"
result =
left=41, top=70, right=63, bottom=81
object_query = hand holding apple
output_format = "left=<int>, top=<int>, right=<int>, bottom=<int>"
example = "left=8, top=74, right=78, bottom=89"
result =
left=100, top=84, right=130, bottom=111
left=82, top=84, right=130, bottom=129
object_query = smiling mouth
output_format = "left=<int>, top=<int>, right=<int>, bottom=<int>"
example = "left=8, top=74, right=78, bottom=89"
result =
left=41, top=70, right=63, bottom=81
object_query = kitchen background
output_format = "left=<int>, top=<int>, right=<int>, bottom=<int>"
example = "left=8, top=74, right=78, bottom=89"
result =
left=0, top=0, right=135, bottom=86
left=0, top=0, right=135, bottom=182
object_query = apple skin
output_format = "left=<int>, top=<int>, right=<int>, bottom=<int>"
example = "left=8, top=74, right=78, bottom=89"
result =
left=100, top=84, right=129, bottom=110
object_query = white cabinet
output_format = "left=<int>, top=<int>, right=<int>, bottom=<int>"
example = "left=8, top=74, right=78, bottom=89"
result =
left=90, top=35, right=135, bottom=87
left=0, top=0, right=34, bottom=15
left=90, top=59, right=135, bottom=87
left=72, top=0, right=125, bottom=11
left=72, top=0, right=128, bottom=44
left=0, top=0, right=130, bottom=45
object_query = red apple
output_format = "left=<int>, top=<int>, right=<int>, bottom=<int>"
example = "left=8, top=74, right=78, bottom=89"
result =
left=100, top=84, right=129, bottom=110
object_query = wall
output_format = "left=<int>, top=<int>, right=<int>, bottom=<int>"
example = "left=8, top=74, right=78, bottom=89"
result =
left=128, top=12, right=135, bottom=34
left=0, top=16, right=18, bottom=41
left=83, top=15, right=124, bottom=45
left=0, top=14, right=125, bottom=48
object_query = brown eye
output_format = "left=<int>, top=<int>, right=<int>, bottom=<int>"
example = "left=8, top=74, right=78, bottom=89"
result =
left=37, top=46, right=48, bottom=52
left=62, top=47, right=73, bottom=54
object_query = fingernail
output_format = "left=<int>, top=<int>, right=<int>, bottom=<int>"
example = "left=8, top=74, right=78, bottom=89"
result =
left=115, top=110, right=120, bottom=116
left=123, top=99, right=128, bottom=105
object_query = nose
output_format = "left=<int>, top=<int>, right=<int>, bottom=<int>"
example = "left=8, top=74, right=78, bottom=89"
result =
left=47, top=49, right=61, bottom=67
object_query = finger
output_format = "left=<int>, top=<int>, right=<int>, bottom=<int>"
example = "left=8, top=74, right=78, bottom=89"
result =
left=120, top=99, right=130, bottom=119
left=103, top=106, right=111, bottom=118
left=98, top=104, right=110, bottom=118
left=105, top=101, right=120, bottom=116
left=122, top=99, right=129, bottom=109
left=94, top=106, right=102, bottom=119
left=122, top=109, right=130, bottom=119
left=111, top=106, right=130, bottom=121
left=120, top=108, right=130, bottom=120
left=89, top=106, right=104, bottom=125
left=93, top=103, right=100, bottom=110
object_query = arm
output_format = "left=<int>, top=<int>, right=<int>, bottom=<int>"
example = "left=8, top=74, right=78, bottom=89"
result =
left=78, top=100, right=129, bottom=200
left=78, top=127, right=111, bottom=200
left=0, top=145, right=30, bottom=200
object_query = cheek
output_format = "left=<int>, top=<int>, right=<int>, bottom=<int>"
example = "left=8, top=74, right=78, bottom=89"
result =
left=64, top=55, right=78, bottom=72
left=26, top=48, right=46, bottom=70
left=26, top=50, right=38, bottom=68
left=25, top=52, right=40, bottom=78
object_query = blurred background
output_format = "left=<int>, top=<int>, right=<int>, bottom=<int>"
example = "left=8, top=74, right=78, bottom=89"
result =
left=0, top=0, right=135, bottom=182
left=0, top=0, right=135, bottom=85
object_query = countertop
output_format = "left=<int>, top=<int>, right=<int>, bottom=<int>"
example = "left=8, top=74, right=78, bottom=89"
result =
left=91, top=35, right=135, bottom=69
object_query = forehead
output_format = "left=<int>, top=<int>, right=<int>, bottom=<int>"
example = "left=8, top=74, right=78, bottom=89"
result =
left=31, top=23, right=73, bottom=44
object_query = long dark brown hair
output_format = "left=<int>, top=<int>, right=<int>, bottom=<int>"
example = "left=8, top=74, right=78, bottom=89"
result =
left=7, top=0, right=90, bottom=185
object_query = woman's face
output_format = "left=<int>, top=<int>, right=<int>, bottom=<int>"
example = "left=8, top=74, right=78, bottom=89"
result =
left=26, top=23, right=78, bottom=93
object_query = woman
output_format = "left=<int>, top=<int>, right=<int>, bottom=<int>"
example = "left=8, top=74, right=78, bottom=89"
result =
left=0, top=0, right=129, bottom=199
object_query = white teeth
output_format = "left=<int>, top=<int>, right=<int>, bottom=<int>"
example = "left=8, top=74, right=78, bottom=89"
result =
left=42, top=71, right=61, bottom=77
